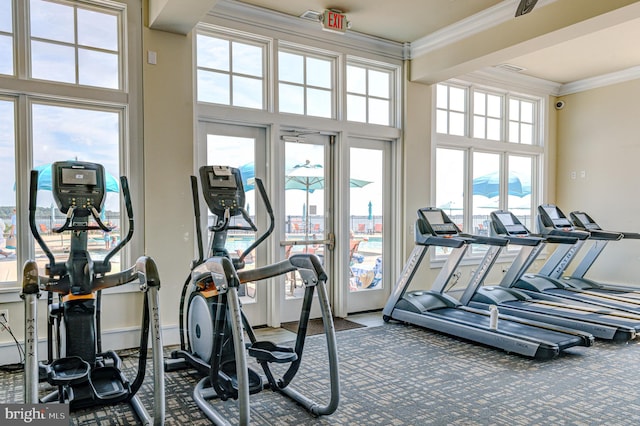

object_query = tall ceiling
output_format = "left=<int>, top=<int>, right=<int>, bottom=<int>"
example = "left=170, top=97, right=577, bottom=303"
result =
left=149, top=0, right=640, bottom=90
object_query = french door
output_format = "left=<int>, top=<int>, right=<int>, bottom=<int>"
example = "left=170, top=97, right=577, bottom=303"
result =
left=198, top=122, right=268, bottom=325
left=278, top=134, right=394, bottom=322
left=345, top=138, right=393, bottom=314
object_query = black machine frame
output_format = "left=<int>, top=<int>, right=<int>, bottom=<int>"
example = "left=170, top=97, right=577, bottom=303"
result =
left=164, top=165, right=340, bottom=425
left=21, top=161, right=165, bottom=425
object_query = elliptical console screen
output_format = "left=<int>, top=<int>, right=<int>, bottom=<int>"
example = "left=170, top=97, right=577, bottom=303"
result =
left=199, top=165, right=245, bottom=218
left=52, top=161, right=106, bottom=215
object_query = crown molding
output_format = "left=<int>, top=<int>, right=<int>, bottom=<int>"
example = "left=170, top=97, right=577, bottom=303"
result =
left=558, top=66, right=640, bottom=96
left=207, top=0, right=404, bottom=61
left=410, top=0, right=557, bottom=59
left=462, top=67, right=562, bottom=96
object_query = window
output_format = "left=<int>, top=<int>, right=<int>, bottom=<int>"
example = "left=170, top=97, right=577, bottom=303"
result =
left=29, top=0, right=121, bottom=88
left=196, top=31, right=266, bottom=109
left=473, top=91, right=502, bottom=140
left=434, top=82, right=543, bottom=257
left=436, top=84, right=466, bottom=136
left=0, top=0, right=13, bottom=75
left=346, top=63, right=393, bottom=126
left=278, top=50, right=334, bottom=118
left=509, top=98, right=535, bottom=144
left=0, top=0, right=140, bottom=288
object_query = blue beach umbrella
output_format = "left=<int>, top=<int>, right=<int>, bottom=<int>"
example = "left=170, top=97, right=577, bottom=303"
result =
left=472, top=171, right=531, bottom=198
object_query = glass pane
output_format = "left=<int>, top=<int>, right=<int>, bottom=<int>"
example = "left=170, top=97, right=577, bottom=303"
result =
left=508, top=121, right=519, bottom=143
left=509, top=98, right=519, bottom=121
left=31, top=104, right=121, bottom=268
left=0, top=99, right=16, bottom=283
left=347, top=94, right=366, bottom=122
left=473, top=116, right=485, bottom=139
left=472, top=152, right=500, bottom=243
left=232, top=41, right=262, bottom=77
left=197, top=34, right=229, bottom=71
left=436, top=110, right=448, bottom=134
left=77, top=8, right=118, bottom=51
left=521, top=101, right=534, bottom=123
left=284, top=143, right=325, bottom=299
left=521, top=123, right=533, bottom=144
left=487, top=94, right=502, bottom=118
left=435, top=148, right=464, bottom=255
left=449, top=111, right=465, bottom=136
left=508, top=155, right=533, bottom=229
left=233, top=76, right=262, bottom=109
left=78, top=49, right=119, bottom=89
left=0, top=35, right=12, bottom=75
left=197, top=70, right=230, bottom=104
left=306, top=88, right=332, bottom=118
left=347, top=65, right=366, bottom=94
left=31, top=40, right=75, bottom=83
left=278, top=51, right=303, bottom=84
left=306, top=57, right=331, bottom=88
left=368, top=69, right=389, bottom=99
left=474, top=92, right=485, bottom=115
left=349, top=147, right=383, bottom=292
left=368, top=98, right=389, bottom=126
left=30, top=0, right=74, bottom=43
left=449, top=86, right=465, bottom=112
left=487, top=117, right=501, bottom=141
left=278, top=83, right=304, bottom=115
left=0, top=0, right=11, bottom=32
left=206, top=135, right=257, bottom=303
left=436, top=84, right=448, bottom=109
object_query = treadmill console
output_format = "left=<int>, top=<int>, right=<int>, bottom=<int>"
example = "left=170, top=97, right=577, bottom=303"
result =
left=199, top=165, right=246, bottom=218
left=538, top=204, right=573, bottom=229
left=490, top=211, right=529, bottom=236
left=52, top=161, right=106, bottom=216
left=570, top=211, right=601, bottom=231
left=417, top=208, right=460, bottom=235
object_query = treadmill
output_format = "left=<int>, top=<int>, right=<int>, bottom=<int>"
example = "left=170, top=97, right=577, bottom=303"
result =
left=503, top=204, right=640, bottom=315
left=382, top=207, right=593, bottom=360
left=461, top=210, right=640, bottom=342
left=558, top=209, right=640, bottom=298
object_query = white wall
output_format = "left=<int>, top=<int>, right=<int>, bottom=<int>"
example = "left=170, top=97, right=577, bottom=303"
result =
left=555, top=78, right=640, bottom=285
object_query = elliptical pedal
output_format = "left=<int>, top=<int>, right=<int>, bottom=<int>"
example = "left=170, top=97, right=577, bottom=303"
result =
left=248, top=341, right=298, bottom=363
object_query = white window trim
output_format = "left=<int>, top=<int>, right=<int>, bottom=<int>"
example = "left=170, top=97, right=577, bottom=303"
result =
left=0, top=0, right=142, bottom=298
left=431, top=81, right=546, bottom=266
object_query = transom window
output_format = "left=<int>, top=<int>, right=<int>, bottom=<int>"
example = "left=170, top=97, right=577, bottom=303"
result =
left=278, top=49, right=334, bottom=118
left=196, top=31, right=266, bottom=109
left=0, top=0, right=13, bottom=75
left=433, top=82, right=543, bottom=257
left=29, top=0, right=122, bottom=89
left=346, top=63, right=393, bottom=126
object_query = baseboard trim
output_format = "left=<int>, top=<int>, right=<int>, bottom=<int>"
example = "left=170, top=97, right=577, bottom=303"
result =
left=0, top=325, right=181, bottom=366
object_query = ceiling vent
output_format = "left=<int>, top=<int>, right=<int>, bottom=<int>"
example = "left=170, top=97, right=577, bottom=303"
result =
left=300, top=10, right=322, bottom=21
left=495, top=63, right=527, bottom=73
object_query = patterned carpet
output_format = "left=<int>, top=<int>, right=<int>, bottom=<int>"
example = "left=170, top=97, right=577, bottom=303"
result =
left=2, top=322, right=640, bottom=425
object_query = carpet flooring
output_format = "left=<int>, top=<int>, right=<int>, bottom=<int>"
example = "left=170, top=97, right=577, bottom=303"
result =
left=280, top=317, right=365, bottom=335
left=3, top=322, right=640, bottom=424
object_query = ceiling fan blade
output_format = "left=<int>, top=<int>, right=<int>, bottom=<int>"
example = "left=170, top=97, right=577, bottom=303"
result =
left=515, top=0, right=538, bottom=16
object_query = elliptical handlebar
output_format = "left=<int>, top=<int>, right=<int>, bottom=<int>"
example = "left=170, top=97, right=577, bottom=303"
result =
left=237, top=177, right=274, bottom=264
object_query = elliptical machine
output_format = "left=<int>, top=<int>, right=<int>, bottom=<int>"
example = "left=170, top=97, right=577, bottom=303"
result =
left=21, top=161, right=165, bottom=425
left=165, top=165, right=339, bottom=425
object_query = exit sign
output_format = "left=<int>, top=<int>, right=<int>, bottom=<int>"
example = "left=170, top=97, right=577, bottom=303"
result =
left=322, top=9, right=348, bottom=33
